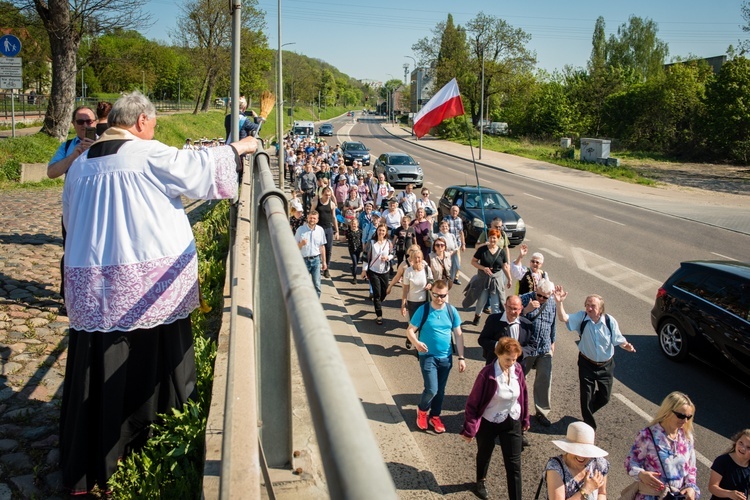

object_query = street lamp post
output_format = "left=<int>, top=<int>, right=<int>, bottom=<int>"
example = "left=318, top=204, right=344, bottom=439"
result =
left=479, top=48, right=484, bottom=160
left=387, top=73, right=396, bottom=126
left=276, top=30, right=296, bottom=190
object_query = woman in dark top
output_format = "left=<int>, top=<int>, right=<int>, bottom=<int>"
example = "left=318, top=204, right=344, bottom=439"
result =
left=312, top=186, right=339, bottom=279
left=345, top=218, right=363, bottom=284
left=411, top=207, right=432, bottom=264
left=709, top=429, right=750, bottom=499
left=471, top=229, right=511, bottom=324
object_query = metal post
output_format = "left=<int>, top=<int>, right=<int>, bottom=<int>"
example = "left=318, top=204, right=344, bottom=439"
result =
left=10, top=89, right=15, bottom=138
left=178, top=79, right=181, bottom=110
left=276, top=0, right=284, bottom=190
left=230, top=0, right=241, bottom=148
left=479, top=48, right=484, bottom=160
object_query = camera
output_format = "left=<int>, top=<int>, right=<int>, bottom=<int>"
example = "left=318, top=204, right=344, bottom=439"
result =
left=85, top=127, right=97, bottom=141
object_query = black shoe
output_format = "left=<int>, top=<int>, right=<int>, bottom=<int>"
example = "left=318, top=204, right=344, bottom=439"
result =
left=475, top=479, right=488, bottom=500
left=471, top=314, right=480, bottom=326
left=324, top=269, right=331, bottom=278
left=453, top=278, right=461, bottom=285
left=536, top=412, right=552, bottom=427
left=405, top=339, right=412, bottom=349
left=522, top=434, right=531, bottom=448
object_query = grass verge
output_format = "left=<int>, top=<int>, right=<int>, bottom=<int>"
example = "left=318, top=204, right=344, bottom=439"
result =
left=107, top=200, right=230, bottom=499
left=448, top=133, right=657, bottom=186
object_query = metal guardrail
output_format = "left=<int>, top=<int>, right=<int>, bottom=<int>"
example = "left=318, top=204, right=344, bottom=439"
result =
left=205, top=147, right=397, bottom=499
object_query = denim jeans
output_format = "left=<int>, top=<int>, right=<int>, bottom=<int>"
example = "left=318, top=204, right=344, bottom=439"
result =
left=475, top=288, right=501, bottom=316
left=418, top=355, right=453, bottom=417
left=304, top=255, right=322, bottom=297
left=349, top=250, right=362, bottom=278
left=450, top=251, right=460, bottom=281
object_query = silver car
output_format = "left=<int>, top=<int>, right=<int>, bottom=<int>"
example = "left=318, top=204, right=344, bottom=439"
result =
left=373, top=152, right=423, bottom=187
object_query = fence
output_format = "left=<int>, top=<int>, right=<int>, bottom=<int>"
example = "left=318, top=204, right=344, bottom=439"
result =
left=203, top=146, right=398, bottom=499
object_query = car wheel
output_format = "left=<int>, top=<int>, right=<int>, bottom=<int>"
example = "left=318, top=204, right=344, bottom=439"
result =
left=658, top=319, right=689, bottom=361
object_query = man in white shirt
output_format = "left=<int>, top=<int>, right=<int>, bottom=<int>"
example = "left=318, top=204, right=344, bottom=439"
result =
left=397, top=183, right=418, bottom=218
left=295, top=210, right=328, bottom=297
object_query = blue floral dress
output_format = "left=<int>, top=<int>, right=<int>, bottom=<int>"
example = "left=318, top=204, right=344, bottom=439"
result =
left=624, top=424, right=700, bottom=499
left=545, top=455, right=609, bottom=499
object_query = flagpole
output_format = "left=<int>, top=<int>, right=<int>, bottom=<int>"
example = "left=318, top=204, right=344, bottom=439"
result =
left=461, top=114, right=488, bottom=242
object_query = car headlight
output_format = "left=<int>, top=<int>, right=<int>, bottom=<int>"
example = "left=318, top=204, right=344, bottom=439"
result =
left=344, top=153, right=352, bottom=158
left=516, top=218, right=526, bottom=230
left=387, top=166, right=397, bottom=173
left=363, top=154, right=370, bottom=160
left=472, top=218, right=485, bottom=229
left=417, top=167, right=423, bottom=174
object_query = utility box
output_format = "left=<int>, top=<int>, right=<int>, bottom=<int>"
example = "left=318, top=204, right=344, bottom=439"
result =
left=580, top=138, right=611, bottom=163
left=560, top=137, right=572, bottom=149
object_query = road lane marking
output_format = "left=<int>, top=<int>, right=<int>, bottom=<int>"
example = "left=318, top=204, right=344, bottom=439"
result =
left=711, top=252, right=737, bottom=261
left=539, top=248, right=563, bottom=259
left=594, top=215, right=626, bottom=226
left=545, top=235, right=562, bottom=241
left=572, top=248, right=662, bottom=304
left=614, top=393, right=712, bottom=468
left=433, top=185, right=443, bottom=190
left=524, top=193, right=544, bottom=200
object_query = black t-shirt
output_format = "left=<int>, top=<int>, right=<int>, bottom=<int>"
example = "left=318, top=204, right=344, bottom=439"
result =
left=473, top=245, right=507, bottom=273
left=710, top=453, right=750, bottom=499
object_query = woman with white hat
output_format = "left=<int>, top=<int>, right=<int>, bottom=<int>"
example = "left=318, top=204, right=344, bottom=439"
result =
left=546, top=421, right=609, bottom=499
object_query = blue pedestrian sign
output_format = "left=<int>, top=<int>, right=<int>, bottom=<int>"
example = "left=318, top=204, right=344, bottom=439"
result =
left=0, top=35, right=22, bottom=57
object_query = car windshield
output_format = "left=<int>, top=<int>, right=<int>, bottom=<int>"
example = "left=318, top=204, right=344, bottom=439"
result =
left=293, top=127, right=313, bottom=136
left=347, top=143, right=365, bottom=151
left=388, top=155, right=416, bottom=165
left=463, top=192, right=510, bottom=209
left=321, top=125, right=332, bottom=129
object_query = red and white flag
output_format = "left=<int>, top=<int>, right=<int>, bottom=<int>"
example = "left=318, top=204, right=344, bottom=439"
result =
left=413, top=78, right=465, bottom=139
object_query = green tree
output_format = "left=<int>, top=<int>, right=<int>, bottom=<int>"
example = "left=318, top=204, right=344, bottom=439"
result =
left=0, top=3, right=51, bottom=94
left=465, top=12, right=535, bottom=126
left=741, top=2, right=750, bottom=54
left=704, top=56, right=750, bottom=162
left=605, top=16, right=669, bottom=81
left=588, top=16, right=606, bottom=74
left=434, top=14, right=469, bottom=91
left=520, top=74, right=575, bottom=139
left=21, top=0, right=151, bottom=140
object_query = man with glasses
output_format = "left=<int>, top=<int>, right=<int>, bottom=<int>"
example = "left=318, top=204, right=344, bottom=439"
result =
left=518, top=278, right=557, bottom=427
left=554, top=288, right=636, bottom=430
left=406, top=280, right=466, bottom=434
left=48, top=106, right=97, bottom=179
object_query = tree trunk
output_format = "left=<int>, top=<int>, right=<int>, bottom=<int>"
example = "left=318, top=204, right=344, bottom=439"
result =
left=36, top=0, right=80, bottom=140
left=201, top=72, right=217, bottom=112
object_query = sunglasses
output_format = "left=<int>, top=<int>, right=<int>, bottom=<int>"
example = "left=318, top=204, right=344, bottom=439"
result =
left=432, top=292, right=448, bottom=299
left=530, top=259, right=541, bottom=264
left=75, top=119, right=94, bottom=125
left=434, top=243, right=445, bottom=247
left=536, top=294, right=549, bottom=300
left=672, top=410, right=693, bottom=420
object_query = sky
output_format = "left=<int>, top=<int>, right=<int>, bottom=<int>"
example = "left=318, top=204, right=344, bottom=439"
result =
left=142, top=0, right=747, bottom=83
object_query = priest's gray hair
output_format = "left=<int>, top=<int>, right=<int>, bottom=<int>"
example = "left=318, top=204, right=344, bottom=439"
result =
left=109, top=91, right=156, bottom=127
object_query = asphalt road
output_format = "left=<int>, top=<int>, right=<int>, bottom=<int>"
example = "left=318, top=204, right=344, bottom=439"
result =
left=320, top=114, right=750, bottom=498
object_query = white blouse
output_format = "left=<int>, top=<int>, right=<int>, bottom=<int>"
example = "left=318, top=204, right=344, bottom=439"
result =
left=62, top=127, right=238, bottom=332
left=482, top=361, right=521, bottom=423
left=404, top=265, right=433, bottom=302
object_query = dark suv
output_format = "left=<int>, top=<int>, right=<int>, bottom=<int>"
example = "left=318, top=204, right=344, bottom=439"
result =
left=341, top=141, right=370, bottom=166
left=437, top=185, right=526, bottom=245
left=651, top=261, right=750, bottom=383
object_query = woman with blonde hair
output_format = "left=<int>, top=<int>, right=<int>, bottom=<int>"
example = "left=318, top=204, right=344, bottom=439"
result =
left=624, top=391, right=699, bottom=499
left=708, top=429, right=750, bottom=499
left=429, top=236, right=453, bottom=288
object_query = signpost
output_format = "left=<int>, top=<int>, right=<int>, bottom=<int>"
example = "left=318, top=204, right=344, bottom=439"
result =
left=0, top=34, right=22, bottom=138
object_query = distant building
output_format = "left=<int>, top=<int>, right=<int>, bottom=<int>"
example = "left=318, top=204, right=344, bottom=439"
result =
left=664, top=55, right=727, bottom=74
left=408, top=68, right=434, bottom=113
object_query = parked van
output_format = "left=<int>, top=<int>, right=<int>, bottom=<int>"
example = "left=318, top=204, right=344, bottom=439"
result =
left=292, top=121, right=315, bottom=140
left=485, top=122, right=508, bottom=136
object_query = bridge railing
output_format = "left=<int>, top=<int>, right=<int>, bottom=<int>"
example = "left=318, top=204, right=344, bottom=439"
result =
left=203, top=146, right=397, bottom=499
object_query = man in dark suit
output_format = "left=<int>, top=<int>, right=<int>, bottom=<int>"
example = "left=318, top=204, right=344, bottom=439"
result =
left=478, top=295, right=533, bottom=365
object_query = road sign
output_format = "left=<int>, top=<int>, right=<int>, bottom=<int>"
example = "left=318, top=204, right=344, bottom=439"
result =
left=0, top=77, right=22, bottom=89
left=0, top=35, right=22, bottom=57
left=0, top=57, right=22, bottom=87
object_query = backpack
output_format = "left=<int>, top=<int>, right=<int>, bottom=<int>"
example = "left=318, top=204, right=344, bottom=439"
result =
left=414, top=301, right=457, bottom=355
left=579, top=314, right=613, bottom=338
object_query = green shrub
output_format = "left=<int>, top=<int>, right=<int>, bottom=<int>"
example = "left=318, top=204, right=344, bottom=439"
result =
left=108, top=200, right=230, bottom=498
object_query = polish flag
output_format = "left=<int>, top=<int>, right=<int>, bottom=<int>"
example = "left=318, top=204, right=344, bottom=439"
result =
left=413, top=78, right=465, bottom=139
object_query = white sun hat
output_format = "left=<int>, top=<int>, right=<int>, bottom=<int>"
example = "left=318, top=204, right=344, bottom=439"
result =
left=551, top=422, right=608, bottom=458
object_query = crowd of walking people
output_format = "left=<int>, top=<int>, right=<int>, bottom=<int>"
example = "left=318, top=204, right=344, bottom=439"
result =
left=285, top=128, right=748, bottom=500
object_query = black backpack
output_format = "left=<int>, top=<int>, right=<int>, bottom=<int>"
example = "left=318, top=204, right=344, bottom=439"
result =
left=578, top=314, right=613, bottom=338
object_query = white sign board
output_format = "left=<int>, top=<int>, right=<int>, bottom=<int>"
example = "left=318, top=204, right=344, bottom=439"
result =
left=0, top=57, right=22, bottom=68
left=0, top=76, right=22, bottom=89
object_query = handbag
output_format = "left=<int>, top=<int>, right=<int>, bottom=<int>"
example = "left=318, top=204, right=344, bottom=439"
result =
left=619, top=427, right=685, bottom=500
